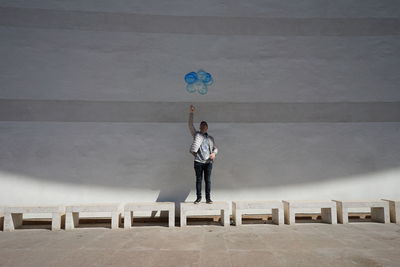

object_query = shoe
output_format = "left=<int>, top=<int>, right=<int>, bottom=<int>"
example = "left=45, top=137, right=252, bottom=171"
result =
left=206, top=199, right=213, bottom=204
left=194, top=198, right=201, bottom=204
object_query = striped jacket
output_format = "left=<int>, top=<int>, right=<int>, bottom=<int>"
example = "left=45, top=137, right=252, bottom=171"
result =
left=188, top=112, right=218, bottom=161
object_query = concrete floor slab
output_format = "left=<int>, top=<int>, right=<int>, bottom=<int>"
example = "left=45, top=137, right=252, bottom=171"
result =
left=0, top=224, right=399, bottom=266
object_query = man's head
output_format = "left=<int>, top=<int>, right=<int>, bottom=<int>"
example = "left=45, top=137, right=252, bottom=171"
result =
left=200, top=121, right=208, bottom=134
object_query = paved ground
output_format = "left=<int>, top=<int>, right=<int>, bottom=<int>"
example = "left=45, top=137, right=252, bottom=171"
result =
left=0, top=221, right=400, bottom=267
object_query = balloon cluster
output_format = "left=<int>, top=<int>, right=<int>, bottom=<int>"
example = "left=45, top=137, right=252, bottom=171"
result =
left=184, top=69, right=214, bottom=95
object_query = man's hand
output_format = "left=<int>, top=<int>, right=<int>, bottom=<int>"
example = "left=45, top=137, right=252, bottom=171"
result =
left=210, top=152, right=216, bottom=160
left=190, top=105, right=195, bottom=113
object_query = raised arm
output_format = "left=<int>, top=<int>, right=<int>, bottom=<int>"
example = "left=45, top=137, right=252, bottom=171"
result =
left=188, top=105, right=196, bottom=137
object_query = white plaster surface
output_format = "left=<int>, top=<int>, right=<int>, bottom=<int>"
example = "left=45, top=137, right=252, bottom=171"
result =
left=0, top=122, right=399, bottom=214
left=1, top=27, right=399, bottom=102
left=1, top=0, right=400, bottom=17
left=0, top=0, right=399, bottom=212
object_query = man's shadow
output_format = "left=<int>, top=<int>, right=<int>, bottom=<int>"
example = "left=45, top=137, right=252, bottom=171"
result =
left=152, top=186, right=191, bottom=218
left=150, top=160, right=193, bottom=218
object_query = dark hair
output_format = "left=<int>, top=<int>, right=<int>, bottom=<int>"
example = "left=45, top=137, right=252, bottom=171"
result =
left=200, top=121, right=208, bottom=127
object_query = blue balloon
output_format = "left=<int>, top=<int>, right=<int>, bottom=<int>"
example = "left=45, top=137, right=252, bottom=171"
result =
left=184, top=72, right=198, bottom=84
left=193, top=80, right=205, bottom=91
left=197, top=69, right=207, bottom=81
left=184, top=69, right=213, bottom=95
left=186, top=83, right=196, bottom=93
left=202, top=73, right=213, bottom=85
left=197, top=84, right=208, bottom=95
left=198, top=86, right=208, bottom=95
left=204, top=73, right=212, bottom=82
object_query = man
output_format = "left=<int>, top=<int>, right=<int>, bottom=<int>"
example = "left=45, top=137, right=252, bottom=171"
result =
left=188, top=104, right=218, bottom=204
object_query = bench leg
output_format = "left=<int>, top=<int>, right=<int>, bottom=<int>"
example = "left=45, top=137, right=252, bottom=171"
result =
left=4, top=213, right=23, bottom=231
left=168, top=209, right=175, bottom=227
left=284, top=202, right=295, bottom=225
left=180, top=211, right=187, bottom=227
left=289, top=210, right=296, bottom=225
left=51, top=212, right=62, bottom=231
left=321, top=207, right=337, bottom=224
left=124, top=211, right=132, bottom=229
left=272, top=208, right=283, bottom=225
left=0, top=215, right=3, bottom=231
left=221, top=209, right=229, bottom=227
left=111, top=212, right=121, bottom=229
left=337, top=204, right=348, bottom=224
left=284, top=205, right=296, bottom=225
left=65, top=212, right=79, bottom=230
left=234, top=210, right=242, bottom=226
left=391, top=203, right=400, bottom=224
left=371, top=207, right=389, bottom=223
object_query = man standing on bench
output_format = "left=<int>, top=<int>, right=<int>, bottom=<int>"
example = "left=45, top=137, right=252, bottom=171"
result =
left=188, top=105, right=218, bottom=204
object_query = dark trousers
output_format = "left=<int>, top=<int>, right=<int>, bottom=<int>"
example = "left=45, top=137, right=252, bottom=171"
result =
left=194, top=161, right=213, bottom=199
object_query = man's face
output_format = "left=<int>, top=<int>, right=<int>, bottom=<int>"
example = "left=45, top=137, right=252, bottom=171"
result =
left=200, top=123, right=208, bottom=133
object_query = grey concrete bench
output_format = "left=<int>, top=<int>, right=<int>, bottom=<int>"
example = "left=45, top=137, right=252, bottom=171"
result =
left=65, top=204, right=121, bottom=230
left=333, top=200, right=390, bottom=224
left=382, top=199, right=399, bottom=224
left=124, top=202, right=175, bottom=228
left=180, top=201, right=230, bottom=227
left=232, top=201, right=284, bottom=226
left=283, top=200, right=337, bottom=225
left=3, top=206, right=65, bottom=231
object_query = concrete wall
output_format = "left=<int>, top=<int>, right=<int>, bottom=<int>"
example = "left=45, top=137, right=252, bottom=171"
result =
left=0, top=1, right=399, bottom=215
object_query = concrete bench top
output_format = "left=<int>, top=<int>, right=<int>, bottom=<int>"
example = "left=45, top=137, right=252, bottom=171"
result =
left=382, top=199, right=400, bottom=203
left=333, top=200, right=388, bottom=203
left=66, top=204, right=121, bottom=212
left=181, top=201, right=229, bottom=210
left=283, top=200, right=336, bottom=208
left=124, top=202, right=174, bottom=210
left=4, top=206, right=65, bottom=213
left=232, top=200, right=283, bottom=209
left=332, top=200, right=389, bottom=207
